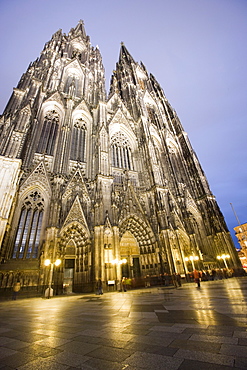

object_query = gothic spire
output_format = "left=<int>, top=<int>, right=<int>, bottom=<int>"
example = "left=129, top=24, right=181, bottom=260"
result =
left=118, top=42, right=135, bottom=64
left=74, top=20, right=87, bottom=37
left=69, top=20, right=87, bottom=40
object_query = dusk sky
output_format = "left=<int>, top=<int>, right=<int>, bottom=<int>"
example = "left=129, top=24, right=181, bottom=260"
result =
left=0, top=0, right=246, bottom=248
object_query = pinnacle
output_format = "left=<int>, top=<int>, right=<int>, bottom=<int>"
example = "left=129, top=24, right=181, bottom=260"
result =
left=119, top=43, right=135, bottom=64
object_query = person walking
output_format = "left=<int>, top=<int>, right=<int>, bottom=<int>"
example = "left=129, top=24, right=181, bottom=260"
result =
left=176, top=273, right=182, bottom=287
left=193, top=269, right=201, bottom=288
left=122, top=277, right=127, bottom=292
left=96, top=279, right=103, bottom=295
left=12, top=281, right=21, bottom=300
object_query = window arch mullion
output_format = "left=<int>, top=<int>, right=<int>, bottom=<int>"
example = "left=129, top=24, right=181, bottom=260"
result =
left=30, top=210, right=41, bottom=258
left=126, top=147, right=131, bottom=170
left=113, top=144, right=117, bottom=167
left=43, top=120, right=51, bottom=153
left=18, top=208, right=31, bottom=258
left=120, top=146, right=124, bottom=168
left=23, top=209, right=35, bottom=259
left=37, top=120, right=48, bottom=153
left=33, top=211, right=43, bottom=258
left=74, top=126, right=79, bottom=160
left=47, top=121, right=58, bottom=155
left=13, top=208, right=26, bottom=258
left=18, top=208, right=30, bottom=258
left=80, top=128, right=86, bottom=161
left=129, top=148, right=134, bottom=170
left=27, top=209, right=39, bottom=258
left=116, top=146, right=119, bottom=167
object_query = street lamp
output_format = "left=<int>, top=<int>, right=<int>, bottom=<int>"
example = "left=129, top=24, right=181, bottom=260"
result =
left=217, top=254, right=230, bottom=269
left=44, top=258, right=61, bottom=298
left=184, top=255, right=199, bottom=270
left=111, top=258, right=127, bottom=265
left=111, top=258, right=127, bottom=289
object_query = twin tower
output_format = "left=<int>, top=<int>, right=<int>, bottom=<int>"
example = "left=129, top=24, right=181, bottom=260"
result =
left=0, top=21, right=240, bottom=293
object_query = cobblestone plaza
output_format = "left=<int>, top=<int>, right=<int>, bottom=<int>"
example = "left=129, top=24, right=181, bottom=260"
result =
left=0, top=277, right=247, bottom=369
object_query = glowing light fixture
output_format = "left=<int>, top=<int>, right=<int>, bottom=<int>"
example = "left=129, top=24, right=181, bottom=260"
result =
left=217, top=254, right=230, bottom=268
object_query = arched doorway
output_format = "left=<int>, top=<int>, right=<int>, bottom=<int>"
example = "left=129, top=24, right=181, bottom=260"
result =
left=119, top=215, right=158, bottom=279
left=59, top=222, right=91, bottom=293
left=120, top=231, right=141, bottom=278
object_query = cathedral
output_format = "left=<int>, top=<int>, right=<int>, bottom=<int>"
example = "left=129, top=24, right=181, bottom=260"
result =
left=0, top=21, right=241, bottom=294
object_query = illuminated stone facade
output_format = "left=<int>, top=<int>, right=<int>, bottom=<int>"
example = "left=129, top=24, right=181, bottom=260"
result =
left=0, top=21, right=241, bottom=293
left=234, top=223, right=247, bottom=268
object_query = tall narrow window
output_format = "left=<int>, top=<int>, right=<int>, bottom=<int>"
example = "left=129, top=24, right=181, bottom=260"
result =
left=111, top=132, right=134, bottom=170
left=12, top=191, right=44, bottom=259
left=37, top=110, right=59, bottom=155
left=147, top=106, right=159, bottom=128
left=70, top=119, right=86, bottom=162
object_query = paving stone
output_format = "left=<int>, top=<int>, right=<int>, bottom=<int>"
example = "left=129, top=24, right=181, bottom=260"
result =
left=89, top=337, right=129, bottom=348
left=71, top=335, right=102, bottom=344
left=121, top=327, right=150, bottom=335
left=220, top=343, right=247, bottom=358
left=189, top=334, right=238, bottom=344
left=125, top=351, right=183, bottom=369
left=34, top=337, right=72, bottom=348
left=101, top=332, right=136, bottom=342
left=5, top=332, right=49, bottom=342
left=2, top=339, right=30, bottom=350
left=174, top=348, right=234, bottom=366
left=83, top=357, right=128, bottom=369
left=86, top=346, right=134, bottom=362
left=149, top=325, right=184, bottom=333
left=21, top=344, right=63, bottom=358
left=58, top=340, right=100, bottom=355
left=148, top=331, right=191, bottom=342
left=0, top=346, right=17, bottom=359
left=183, top=327, right=234, bottom=336
left=0, top=336, right=17, bottom=345
left=134, top=333, right=174, bottom=346
left=1, top=351, right=37, bottom=368
left=51, top=351, right=90, bottom=367
left=178, top=359, right=234, bottom=369
left=171, top=338, right=223, bottom=353
left=234, top=356, right=247, bottom=369
left=234, top=330, right=247, bottom=338
left=238, top=338, right=247, bottom=346
left=17, top=357, right=69, bottom=370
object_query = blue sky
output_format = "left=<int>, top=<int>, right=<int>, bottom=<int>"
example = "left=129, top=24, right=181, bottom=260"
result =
left=0, top=0, right=246, bottom=247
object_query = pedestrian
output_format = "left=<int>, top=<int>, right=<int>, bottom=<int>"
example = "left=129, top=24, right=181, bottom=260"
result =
left=122, top=277, right=127, bottom=292
left=96, top=279, right=103, bottom=295
left=164, top=273, right=169, bottom=286
left=126, top=278, right=132, bottom=290
left=172, top=273, right=178, bottom=288
left=145, top=275, right=151, bottom=287
left=176, top=273, right=182, bottom=287
left=193, top=269, right=201, bottom=288
left=12, top=281, right=21, bottom=300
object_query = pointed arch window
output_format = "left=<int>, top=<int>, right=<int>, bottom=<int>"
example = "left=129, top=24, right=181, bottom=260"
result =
left=147, top=106, right=159, bottom=128
left=70, top=119, right=87, bottom=162
left=65, top=75, right=80, bottom=97
left=111, top=132, right=133, bottom=170
left=12, top=191, right=44, bottom=259
left=37, top=110, right=59, bottom=155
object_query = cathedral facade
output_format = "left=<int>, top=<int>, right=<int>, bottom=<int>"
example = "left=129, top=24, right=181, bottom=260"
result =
left=0, top=21, right=241, bottom=294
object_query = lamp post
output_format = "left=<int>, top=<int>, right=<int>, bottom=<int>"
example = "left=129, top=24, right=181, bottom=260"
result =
left=217, top=254, right=230, bottom=269
left=111, top=258, right=127, bottom=289
left=44, top=258, right=61, bottom=298
left=184, top=255, right=199, bottom=271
